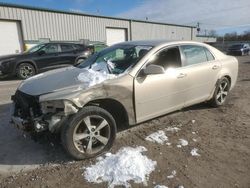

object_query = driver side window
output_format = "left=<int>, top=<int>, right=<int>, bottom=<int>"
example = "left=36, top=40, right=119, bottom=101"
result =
left=42, top=44, right=59, bottom=54
left=95, top=48, right=125, bottom=63
left=149, top=47, right=182, bottom=69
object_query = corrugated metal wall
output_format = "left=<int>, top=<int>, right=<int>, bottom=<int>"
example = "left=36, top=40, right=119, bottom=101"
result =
left=131, top=21, right=192, bottom=40
left=0, top=5, right=195, bottom=43
left=0, top=6, right=130, bottom=42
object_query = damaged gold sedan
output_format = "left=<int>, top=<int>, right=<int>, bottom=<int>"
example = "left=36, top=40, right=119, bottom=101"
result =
left=11, top=40, right=238, bottom=159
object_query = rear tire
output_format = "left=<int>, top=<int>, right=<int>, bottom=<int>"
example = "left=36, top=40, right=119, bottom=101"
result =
left=16, top=63, right=36, bottom=79
left=209, top=77, right=230, bottom=107
left=61, top=106, right=117, bottom=160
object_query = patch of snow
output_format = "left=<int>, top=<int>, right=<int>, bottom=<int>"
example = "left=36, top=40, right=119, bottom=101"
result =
left=167, top=170, right=176, bottom=179
left=192, top=138, right=197, bottom=142
left=191, top=120, right=196, bottom=124
left=77, top=68, right=118, bottom=87
left=84, top=146, right=156, bottom=188
left=154, top=185, right=168, bottom=188
left=145, top=130, right=169, bottom=144
left=166, top=142, right=171, bottom=146
left=178, top=185, right=184, bottom=188
left=165, top=127, right=180, bottom=132
left=178, top=139, right=188, bottom=147
left=192, top=131, right=196, bottom=134
left=191, top=148, right=200, bottom=156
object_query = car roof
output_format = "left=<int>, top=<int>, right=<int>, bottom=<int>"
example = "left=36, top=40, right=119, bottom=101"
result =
left=43, top=42, right=84, bottom=45
left=115, top=40, right=208, bottom=47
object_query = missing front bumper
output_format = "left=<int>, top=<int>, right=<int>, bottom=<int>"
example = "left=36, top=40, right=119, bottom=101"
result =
left=11, top=116, right=49, bottom=132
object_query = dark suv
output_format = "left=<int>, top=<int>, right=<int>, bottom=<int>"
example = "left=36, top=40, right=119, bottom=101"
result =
left=227, top=43, right=250, bottom=56
left=0, top=42, right=87, bottom=79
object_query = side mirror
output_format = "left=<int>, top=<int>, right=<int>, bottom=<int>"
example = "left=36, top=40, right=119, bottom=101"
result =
left=143, top=64, right=165, bottom=75
left=38, top=50, right=45, bottom=55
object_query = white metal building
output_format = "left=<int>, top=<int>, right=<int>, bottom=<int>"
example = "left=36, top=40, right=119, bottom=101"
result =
left=0, top=2, right=198, bottom=56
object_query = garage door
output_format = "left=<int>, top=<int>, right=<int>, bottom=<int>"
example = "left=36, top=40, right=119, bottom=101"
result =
left=106, top=28, right=127, bottom=46
left=0, top=21, right=23, bottom=56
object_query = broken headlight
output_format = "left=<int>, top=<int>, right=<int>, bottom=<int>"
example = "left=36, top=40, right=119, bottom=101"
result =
left=40, top=100, right=78, bottom=116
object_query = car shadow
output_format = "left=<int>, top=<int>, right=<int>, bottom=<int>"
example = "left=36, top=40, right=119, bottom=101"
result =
left=0, top=75, right=20, bottom=81
left=0, top=103, right=71, bottom=171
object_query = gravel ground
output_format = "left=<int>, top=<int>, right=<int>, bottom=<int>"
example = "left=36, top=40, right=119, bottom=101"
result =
left=0, top=56, right=249, bottom=188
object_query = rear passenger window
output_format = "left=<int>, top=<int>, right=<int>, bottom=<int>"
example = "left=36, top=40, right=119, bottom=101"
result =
left=203, top=47, right=215, bottom=61
left=73, top=44, right=85, bottom=50
left=149, top=47, right=182, bottom=70
left=61, top=44, right=74, bottom=52
left=181, top=45, right=207, bottom=66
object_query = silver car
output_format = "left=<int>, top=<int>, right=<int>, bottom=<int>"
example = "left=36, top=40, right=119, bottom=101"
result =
left=11, top=40, right=238, bottom=159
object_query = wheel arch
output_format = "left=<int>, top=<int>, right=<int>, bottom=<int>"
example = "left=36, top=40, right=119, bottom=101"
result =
left=216, top=74, right=232, bottom=89
left=15, top=60, right=38, bottom=73
left=85, top=98, right=129, bottom=131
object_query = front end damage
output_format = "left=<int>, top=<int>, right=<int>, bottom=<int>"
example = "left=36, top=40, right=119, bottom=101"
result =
left=11, top=90, right=79, bottom=133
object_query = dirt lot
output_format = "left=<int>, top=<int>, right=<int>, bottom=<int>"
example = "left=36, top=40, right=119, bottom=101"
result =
left=0, top=56, right=249, bottom=188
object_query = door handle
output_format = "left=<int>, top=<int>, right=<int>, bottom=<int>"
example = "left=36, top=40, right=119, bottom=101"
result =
left=212, top=65, right=219, bottom=70
left=177, top=73, right=187, bottom=79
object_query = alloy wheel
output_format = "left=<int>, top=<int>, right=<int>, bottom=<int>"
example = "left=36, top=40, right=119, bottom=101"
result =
left=216, top=80, right=229, bottom=104
left=20, top=65, right=34, bottom=78
left=73, top=115, right=111, bottom=154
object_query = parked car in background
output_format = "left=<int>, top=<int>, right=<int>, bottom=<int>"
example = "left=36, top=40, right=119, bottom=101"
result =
left=11, top=40, right=238, bottom=159
left=75, top=42, right=108, bottom=65
left=227, top=43, right=250, bottom=56
left=0, top=42, right=88, bottom=79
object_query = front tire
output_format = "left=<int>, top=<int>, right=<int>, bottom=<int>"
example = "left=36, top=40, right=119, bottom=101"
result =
left=75, top=58, right=85, bottom=66
left=209, top=77, right=230, bottom=107
left=16, top=63, right=35, bottom=79
left=61, top=106, right=117, bottom=160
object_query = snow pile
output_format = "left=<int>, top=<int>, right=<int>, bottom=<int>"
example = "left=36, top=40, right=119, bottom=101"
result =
left=192, top=138, right=197, bottom=142
left=145, top=130, right=169, bottom=144
left=167, top=170, right=177, bottom=179
left=77, top=69, right=117, bottom=87
left=191, top=120, right=196, bottom=124
left=177, top=139, right=188, bottom=148
left=84, top=146, right=157, bottom=188
left=154, top=185, right=168, bottom=188
left=191, top=148, right=200, bottom=156
left=165, top=127, right=180, bottom=132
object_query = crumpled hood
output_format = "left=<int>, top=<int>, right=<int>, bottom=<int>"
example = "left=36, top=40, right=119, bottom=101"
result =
left=18, top=65, right=119, bottom=96
left=18, top=67, right=90, bottom=96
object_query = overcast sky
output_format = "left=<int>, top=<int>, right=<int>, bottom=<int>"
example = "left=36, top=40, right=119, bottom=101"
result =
left=118, top=0, right=250, bottom=35
left=1, top=0, right=250, bottom=35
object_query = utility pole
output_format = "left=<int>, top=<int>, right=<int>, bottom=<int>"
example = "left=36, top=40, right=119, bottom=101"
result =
left=197, top=22, right=200, bottom=34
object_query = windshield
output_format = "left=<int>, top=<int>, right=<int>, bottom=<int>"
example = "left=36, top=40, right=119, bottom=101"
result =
left=26, top=44, right=46, bottom=53
left=78, top=44, right=152, bottom=74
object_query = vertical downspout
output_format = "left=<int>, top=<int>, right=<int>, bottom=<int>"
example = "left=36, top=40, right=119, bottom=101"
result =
left=129, top=19, right=132, bottom=41
left=191, top=27, right=193, bottom=40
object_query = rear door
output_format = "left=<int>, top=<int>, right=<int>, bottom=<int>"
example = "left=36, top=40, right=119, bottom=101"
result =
left=58, top=44, right=78, bottom=65
left=179, top=45, right=221, bottom=106
left=34, top=44, right=61, bottom=70
left=134, top=46, right=187, bottom=123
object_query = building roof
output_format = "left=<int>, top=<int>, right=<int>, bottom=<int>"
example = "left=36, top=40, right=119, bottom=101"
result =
left=116, top=40, right=173, bottom=46
left=0, top=2, right=196, bottom=28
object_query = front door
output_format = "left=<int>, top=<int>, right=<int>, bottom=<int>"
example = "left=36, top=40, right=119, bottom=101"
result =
left=134, top=46, right=187, bottom=123
left=35, top=44, right=61, bottom=71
